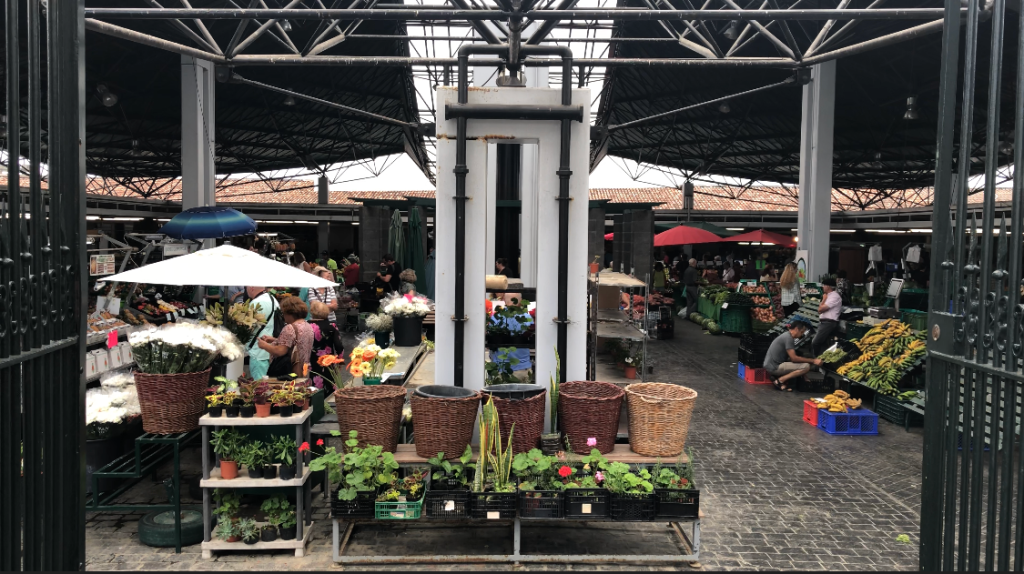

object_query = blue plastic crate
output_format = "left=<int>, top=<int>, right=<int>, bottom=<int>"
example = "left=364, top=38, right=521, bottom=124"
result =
left=738, top=363, right=746, bottom=380
left=817, top=408, right=879, bottom=436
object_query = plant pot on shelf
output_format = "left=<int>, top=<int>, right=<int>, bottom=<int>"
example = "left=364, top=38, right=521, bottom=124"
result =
left=225, top=406, right=240, bottom=418
left=411, top=386, right=481, bottom=459
left=374, top=331, right=391, bottom=349
left=255, top=403, right=271, bottom=417
left=240, top=405, right=255, bottom=418
left=624, top=366, right=637, bottom=379
left=135, top=369, right=211, bottom=434
left=279, top=464, right=296, bottom=481
left=263, top=465, right=278, bottom=480
left=207, top=406, right=224, bottom=418
left=243, top=537, right=258, bottom=546
left=279, top=525, right=297, bottom=540
left=227, top=534, right=241, bottom=543
left=260, top=527, right=278, bottom=543
left=278, top=405, right=294, bottom=417
left=334, top=385, right=407, bottom=452
left=247, top=466, right=263, bottom=479
left=220, top=460, right=238, bottom=480
left=590, top=262, right=600, bottom=274
left=293, top=399, right=306, bottom=411
left=392, top=315, right=424, bottom=347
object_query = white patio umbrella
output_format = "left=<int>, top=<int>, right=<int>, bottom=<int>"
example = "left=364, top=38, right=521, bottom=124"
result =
left=105, top=244, right=337, bottom=288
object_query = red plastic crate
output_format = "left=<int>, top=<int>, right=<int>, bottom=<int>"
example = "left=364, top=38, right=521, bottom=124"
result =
left=803, top=400, right=819, bottom=426
left=744, top=366, right=770, bottom=384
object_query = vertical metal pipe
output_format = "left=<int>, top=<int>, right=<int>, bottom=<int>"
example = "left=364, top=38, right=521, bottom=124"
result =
left=27, top=0, right=41, bottom=354
left=1007, top=6, right=1024, bottom=570
left=951, top=0, right=981, bottom=320
left=2, top=0, right=18, bottom=363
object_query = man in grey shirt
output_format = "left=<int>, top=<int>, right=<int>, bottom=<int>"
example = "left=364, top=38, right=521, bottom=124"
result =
left=763, top=320, right=822, bottom=391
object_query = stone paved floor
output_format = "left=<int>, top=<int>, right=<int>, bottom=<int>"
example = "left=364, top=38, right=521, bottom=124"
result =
left=85, top=318, right=923, bottom=571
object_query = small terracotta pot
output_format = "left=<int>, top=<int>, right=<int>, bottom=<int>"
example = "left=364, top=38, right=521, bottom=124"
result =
left=255, top=403, right=272, bottom=417
left=624, top=366, right=637, bottom=380
left=227, top=535, right=241, bottom=543
left=220, top=460, right=239, bottom=480
left=589, top=262, right=600, bottom=274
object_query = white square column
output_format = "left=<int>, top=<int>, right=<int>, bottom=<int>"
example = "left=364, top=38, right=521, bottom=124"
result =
left=181, top=56, right=216, bottom=211
left=797, top=61, right=836, bottom=281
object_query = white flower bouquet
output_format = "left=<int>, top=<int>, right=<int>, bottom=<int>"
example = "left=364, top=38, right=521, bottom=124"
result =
left=202, top=301, right=266, bottom=345
left=382, top=292, right=432, bottom=318
left=129, top=322, right=245, bottom=375
left=86, top=375, right=142, bottom=440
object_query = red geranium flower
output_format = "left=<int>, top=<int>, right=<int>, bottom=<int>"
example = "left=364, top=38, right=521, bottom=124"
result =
left=316, top=438, right=324, bottom=447
left=558, top=465, right=572, bottom=478
left=298, top=441, right=310, bottom=452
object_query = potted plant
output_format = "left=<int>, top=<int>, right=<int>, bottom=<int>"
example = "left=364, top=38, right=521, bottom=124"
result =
left=469, top=396, right=518, bottom=519
left=213, top=518, right=238, bottom=543
left=427, top=445, right=474, bottom=490
left=605, top=340, right=626, bottom=370
left=212, top=490, right=241, bottom=540
left=603, top=461, right=656, bottom=521
left=382, top=292, right=432, bottom=346
left=238, top=517, right=259, bottom=545
left=270, top=388, right=295, bottom=417
left=260, top=442, right=277, bottom=480
left=513, top=449, right=564, bottom=519
left=238, top=378, right=263, bottom=418
left=347, top=345, right=399, bottom=386
left=484, top=347, right=522, bottom=387
left=239, top=441, right=266, bottom=479
left=272, top=436, right=299, bottom=481
left=623, top=344, right=643, bottom=380
left=539, top=348, right=562, bottom=455
left=311, top=430, right=398, bottom=518
left=652, top=451, right=699, bottom=519
left=205, top=391, right=225, bottom=418
left=366, top=313, right=393, bottom=349
left=210, top=428, right=245, bottom=480
left=261, top=494, right=293, bottom=542
left=376, top=469, right=428, bottom=519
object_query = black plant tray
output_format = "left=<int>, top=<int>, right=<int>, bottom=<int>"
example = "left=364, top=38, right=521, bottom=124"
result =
left=608, top=493, right=657, bottom=522
left=564, top=488, right=609, bottom=520
left=655, top=488, right=700, bottom=519
left=468, top=490, right=517, bottom=520
left=424, top=488, right=471, bottom=520
left=518, top=490, right=564, bottom=520
left=331, top=488, right=376, bottom=519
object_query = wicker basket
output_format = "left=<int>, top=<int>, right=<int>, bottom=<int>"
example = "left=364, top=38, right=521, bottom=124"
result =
left=134, top=369, right=211, bottom=434
left=410, top=391, right=481, bottom=459
left=625, top=383, right=697, bottom=457
left=558, top=381, right=624, bottom=454
left=335, top=385, right=408, bottom=452
left=490, top=391, right=547, bottom=455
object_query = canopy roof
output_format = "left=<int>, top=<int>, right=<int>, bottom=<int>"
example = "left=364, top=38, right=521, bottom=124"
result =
left=717, top=229, right=797, bottom=248
left=653, top=225, right=722, bottom=247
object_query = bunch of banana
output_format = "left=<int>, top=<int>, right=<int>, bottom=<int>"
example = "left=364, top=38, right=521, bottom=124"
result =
left=818, top=348, right=848, bottom=363
left=855, top=319, right=913, bottom=352
left=816, top=390, right=862, bottom=413
left=898, top=390, right=919, bottom=401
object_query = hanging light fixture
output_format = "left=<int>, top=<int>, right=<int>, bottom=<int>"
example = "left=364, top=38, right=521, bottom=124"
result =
left=723, top=20, right=739, bottom=40
left=284, top=89, right=296, bottom=106
left=903, top=96, right=918, bottom=120
left=281, top=19, right=292, bottom=32
left=130, top=139, right=143, bottom=157
left=718, top=101, right=731, bottom=114
left=96, top=84, right=118, bottom=107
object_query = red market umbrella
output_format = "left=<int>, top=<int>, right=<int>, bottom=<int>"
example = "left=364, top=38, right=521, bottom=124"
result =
left=653, top=225, right=722, bottom=247
left=718, top=229, right=796, bottom=248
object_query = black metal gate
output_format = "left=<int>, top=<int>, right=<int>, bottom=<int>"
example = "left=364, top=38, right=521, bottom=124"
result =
left=0, top=0, right=87, bottom=570
left=920, top=0, right=1024, bottom=569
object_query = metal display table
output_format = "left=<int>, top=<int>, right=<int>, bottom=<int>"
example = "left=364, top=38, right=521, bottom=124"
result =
left=199, top=408, right=314, bottom=558
left=85, top=430, right=200, bottom=553
left=329, top=444, right=701, bottom=566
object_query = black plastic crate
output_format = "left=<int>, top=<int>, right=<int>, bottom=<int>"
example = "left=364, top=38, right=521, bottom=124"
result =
left=564, top=488, right=609, bottom=519
left=738, top=347, right=767, bottom=367
left=518, top=490, right=564, bottom=519
left=331, top=488, right=376, bottom=519
left=468, top=490, right=517, bottom=520
left=655, top=488, right=700, bottom=519
left=424, top=488, right=471, bottom=520
left=797, top=374, right=838, bottom=394
left=608, top=493, right=657, bottom=522
left=874, top=393, right=923, bottom=428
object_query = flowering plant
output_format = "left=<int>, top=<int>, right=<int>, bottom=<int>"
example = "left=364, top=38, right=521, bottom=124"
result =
left=316, top=354, right=349, bottom=391
left=382, top=292, right=432, bottom=318
left=129, top=322, right=245, bottom=374
left=365, top=313, right=393, bottom=332
left=86, top=374, right=141, bottom=440
left=309, top=430, right=399, bottom=501
left=347, top=345, right=399, bottom=379
left=202, top=301, right=266, bottom=345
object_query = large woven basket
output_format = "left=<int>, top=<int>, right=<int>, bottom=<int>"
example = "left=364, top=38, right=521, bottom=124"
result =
left=410, top=391, right=481, bottom=459
left=490, top=391, right=547, bottom=455
left=558, top=381, right=624, bottom=454
left=625, top=383, right=697, bottom=456
left=335, top=385, right=408, bottom=452
left=134, top=369, right=211, bottom=434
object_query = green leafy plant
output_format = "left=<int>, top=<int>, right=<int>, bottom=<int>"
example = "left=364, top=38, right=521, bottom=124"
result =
left=651, top=449, right=695, bottom=490
left=271, top=435, right=297, bottom=466
left=260, top=494, right=294, bottom=528
left=484, top=347, right=521, bottom=386
left=239, top=378, right=269, bottom=407
left=512, top=449, right=556, bottom=491
left=210, top=429, right=246, bottom=463
left=548, top=347, right=561, bottom=434
left=487, top=299, right=532, bottom=336
left=377, top=469, right=428, bottom=502
left=213, top=490, right=242, bottom=522
left=214, top=518, right=238, bottom=541
left=427, top=445, right=475, bottom=488
left=309, top=430, right=398, bottom=501
left=603, top=462, right=653, bottom=496
left=237, top=517, right=259, bottom=543
left=474, top=396, right=515, bottom=493
left=237, top=440, right=267, bottom=470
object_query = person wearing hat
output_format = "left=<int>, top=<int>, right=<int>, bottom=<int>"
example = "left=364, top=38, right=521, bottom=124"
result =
left=813, top=278, right=843, bottom=356
left=764, top=320, right=822, bottom=391
left=318, top=250, right=337, bottom=273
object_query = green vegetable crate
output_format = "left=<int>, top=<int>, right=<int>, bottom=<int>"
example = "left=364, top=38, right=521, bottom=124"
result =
left=719, top=305, right=752, bottom=334
left=375, top=495, right=425, bottom=520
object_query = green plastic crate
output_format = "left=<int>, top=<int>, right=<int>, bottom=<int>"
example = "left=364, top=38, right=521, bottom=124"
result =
left=845, top=322, right=872, bottom=341
left=720, top=306, right=752, bottom=334
left=901, top=309, right=928, bottom=332
left=375, top=496, right=425, bottom=520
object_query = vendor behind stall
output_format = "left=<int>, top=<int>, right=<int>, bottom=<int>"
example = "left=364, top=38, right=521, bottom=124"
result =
left=813, top=279, right=843, bottom=355
left=764, top=320, right=822, bottom=392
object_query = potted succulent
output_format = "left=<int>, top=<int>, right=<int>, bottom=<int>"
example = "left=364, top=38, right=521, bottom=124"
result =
left=539, top=349, right=562, bottom=455
left=366, top=313, right=393, bottom=349
left=238, top=517, right=260, bottom=545
left=213, top=518, right=239, bottom=543
left=210, top=428, right=245, bottom=480
left=469, top=397, right=518, bottom=519
left=212, top=490, right=241, bottom=541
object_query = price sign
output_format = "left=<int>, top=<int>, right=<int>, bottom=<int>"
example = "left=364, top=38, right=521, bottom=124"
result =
left=106, top=329, right=119, bottom=349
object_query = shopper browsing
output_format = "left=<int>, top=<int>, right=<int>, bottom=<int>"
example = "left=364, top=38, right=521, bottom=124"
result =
left=764, top=320, right=822, bottom=392
left=307, top=266, right=339, bottom=322
left=257, top=296, right=314, bottom=376
left=246, top=286, right=277, bottom=380
left=779, top=262, right=802, bottom=315
left=813, top=279, right=843, bottom=356
left=683, top=258, right=700, bottom=318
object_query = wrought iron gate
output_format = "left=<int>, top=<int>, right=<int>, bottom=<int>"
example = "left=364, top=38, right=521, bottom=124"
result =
left=0, top=0, right=87, bottom=571
left=920, top=0, right=1024, bottom=569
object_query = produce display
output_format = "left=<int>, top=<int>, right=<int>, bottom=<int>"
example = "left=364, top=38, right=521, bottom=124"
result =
left=813, top=390, right=862, bottom=413
left=817, top=348, right=848, bottom=364
left=836, top=319, right=926, bottom=395
left=687, top=313, right=721, bottom=335
left=740, top=283, right=767, bottom=294
left=751, top=296, right=771, bottom=306
left=751, top=307, right=777, bottom=323
left=88, top=312, right=129, bottom=333
left=120, top=309, right=151, bottom=326
left=203, top=301, right=267, bottom=344
left=897, top=390, right=919, bottom=401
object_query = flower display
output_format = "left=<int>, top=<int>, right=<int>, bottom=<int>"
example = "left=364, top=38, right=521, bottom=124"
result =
left=316, top=438, right=324, bottom=447
left=129, top=322, right=245, bottom=374
left=558, top=465, right=573, bottom=478
left=347, top=344, right=400, bottom=380
left=202, top=301, right=266, bottom=344
left=595, top=471, right=605, bottom=483
left=298, top=442, right=310, bottom=453
left=87, top=373, right=141, bottom=440
left=382, top=292, right=432, bottom=318
left=586, top=437, right=597, bottom=448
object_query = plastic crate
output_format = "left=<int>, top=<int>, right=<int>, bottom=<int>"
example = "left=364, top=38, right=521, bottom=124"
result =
left=564, top=489, right=609, bottom=519
left=518, top=490, right=565, bottom=519
left=468, top=490, right=517, bottom=520
left=331, top=488, right=376, bottom=518
left=816, top=408, right=879, bottom=435
left=720, top=305, right=752, bottom=334
left=874, top=393, right=924, bottom=428
left=845, top=322, right=872, bottom=341
left=737, top=362, right=746, bottom=380
left=796, top=375, right=837, bottom=394
left=744, top=366, right=770, bottom=385
left=901, top=309, right=928, bottom=332
left=655, top=488, right=699, bottom=519
left=803, top=400, right=820, bottom=427
left=424, top=488, right=471, bottom=520
left=608, top=493, right=657, bottom=521
left=375, top=495, right=425, bottom=520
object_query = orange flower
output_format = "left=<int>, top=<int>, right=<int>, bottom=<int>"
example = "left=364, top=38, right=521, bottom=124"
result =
left=362, top=350, right=375, bottom=362
left=317, top=355, right=337, bottom=367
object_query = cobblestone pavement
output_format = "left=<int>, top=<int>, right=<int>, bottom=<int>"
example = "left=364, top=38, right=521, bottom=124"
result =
left=86, top=318, right=923, bottom=571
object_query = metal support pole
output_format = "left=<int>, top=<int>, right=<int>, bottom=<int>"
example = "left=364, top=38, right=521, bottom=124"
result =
left=181, top=56, right=217, bottom=238
left=318, top=176, right=331, bottom=257
left=796, top=61, right=835, bottom=282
